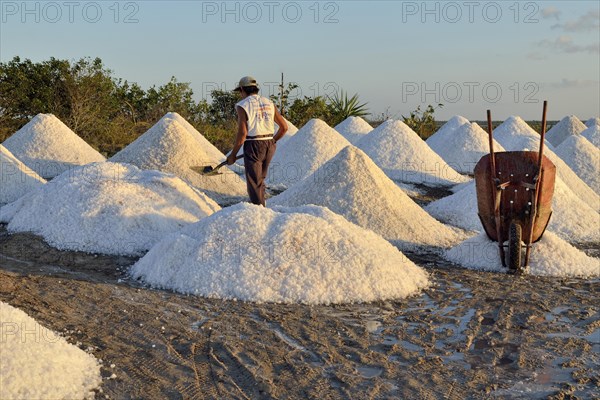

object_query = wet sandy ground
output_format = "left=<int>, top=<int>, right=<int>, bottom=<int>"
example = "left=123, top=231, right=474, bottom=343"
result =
left=1, top=225, right=598, bottom=400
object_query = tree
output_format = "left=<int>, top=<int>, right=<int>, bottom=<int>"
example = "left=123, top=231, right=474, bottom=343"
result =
left=63, top=57, right=120, bottom=140
left=208, top=89, right=239, bottom=124
left=327, top=90, right=369, bottom=126
left=0, top=56, right=71, bottom=138
left=402, top=104, right=444, bottom=139
left=144, top=76, right=198, bottom=122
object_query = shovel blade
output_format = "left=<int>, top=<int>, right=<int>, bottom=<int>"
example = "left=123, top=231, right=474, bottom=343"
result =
left=190, top=165, right=220, bottom=176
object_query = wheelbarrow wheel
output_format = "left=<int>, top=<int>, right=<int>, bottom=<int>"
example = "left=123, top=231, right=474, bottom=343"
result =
left=508, top=221, right=522, bottom=272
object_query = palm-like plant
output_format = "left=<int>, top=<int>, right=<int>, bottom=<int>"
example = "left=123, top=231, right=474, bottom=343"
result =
left=327, top=90, right=369, bottom=126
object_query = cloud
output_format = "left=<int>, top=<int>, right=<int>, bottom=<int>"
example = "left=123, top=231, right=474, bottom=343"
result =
left=537, top=35, right=599, bottom=54
left=552, top=10, right=599, bottom=32
left=548, top=79, right=600, bottom=89
left=541, top=6, right=561, bottom=20
left=526, top=51, right=547, bottom=61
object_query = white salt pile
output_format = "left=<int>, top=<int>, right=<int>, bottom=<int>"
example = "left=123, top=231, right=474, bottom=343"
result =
left=0, top=301, right=102, bottom=399
left=444, top=232, right=599, bottom=278
left=425, top=178, right=600, bottom=243
left=492, top=116, right=545, bottom=150
left=273, top=117, right=299, bottom=147
left=270, top=146, right=468, bottom=249
left=110, top=116, right=247, bottom=204
left=555, top=135, right=600, bottom=194
left=2, top=114, right=105, bottom=178
left=334, top=116, right=373, bottom=144
left=268, top=119, right=351, bottom=188
left=164, top=112, right=225, bottom=161
left=545, top=115, right=587, bottom=147
left=356, top=120, right=469, bottom=186
left=427, top=122, right=505, bottom=174
left=581, top=124, right=600, bottom=148
left=0, top=162, right=220, bottom=256
left=585, top=117, right=600, bottom=128
left=131, top=203, right=429, bottom=305
left=0, top=145, right=46, bottom=204
left=425, top=115, right=470, bottom=150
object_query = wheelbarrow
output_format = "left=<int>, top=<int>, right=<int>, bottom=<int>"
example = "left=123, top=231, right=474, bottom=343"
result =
left=474, top=101, right=556, bottom=274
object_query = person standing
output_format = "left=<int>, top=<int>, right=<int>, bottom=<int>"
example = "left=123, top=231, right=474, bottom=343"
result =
left=227, top=76, right=288, bottom=206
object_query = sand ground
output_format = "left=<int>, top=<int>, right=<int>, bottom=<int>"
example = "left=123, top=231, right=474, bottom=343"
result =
left=1, top=224, right=598, bottom=400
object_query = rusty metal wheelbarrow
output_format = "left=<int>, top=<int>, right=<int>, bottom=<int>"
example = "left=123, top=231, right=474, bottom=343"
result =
left=474, top=101, right=556, bottom=274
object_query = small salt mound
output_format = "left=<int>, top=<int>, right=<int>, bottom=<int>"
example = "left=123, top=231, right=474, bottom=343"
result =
left=356, top=120, right=469, bottom=185
left=131, top=203, right=429, bottom=305
left=270, top=146, right=468, bottom=249
left=496, top=134, right=598, bottom=210
left=555, top=135, right=600, bottom=194
left=493, top=116, right=542, bottom=149
left=444, top=232, right=599, bottom=278
left=0, top=162, right=220, bottom=256
left=268, top=119, right=351, bottom=188
left=0, top=301, right=102, bottom=399
left=545, top=115, right=587, bottom=147
left=427, top=122, right=505, bottom=174
left=110, top=116, right=247, bottom=204
left=164, top=112, right=225, bottom=161
left=334, top=116, right=373, bottom=144
left=274, top=117, right=299, bottom=147
left=581, top=124, right=600, bottom=148
left=425, top=181, right=480, bottom=232
left=425, top=178, right=600, bottom=242
left=425, top=115, right=470, bottom=150
left=2, top=114, right=105, bottom=178
left=0, top=145, right=46, bottom=204
left=585, top=117, right=600, bottom=128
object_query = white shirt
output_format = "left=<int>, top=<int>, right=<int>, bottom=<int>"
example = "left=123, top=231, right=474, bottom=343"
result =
left=236, top=95, right=275, bottom=140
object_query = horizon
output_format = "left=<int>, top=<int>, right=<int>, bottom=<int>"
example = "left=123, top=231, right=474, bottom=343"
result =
left=1, top=1, right=599, bottom=120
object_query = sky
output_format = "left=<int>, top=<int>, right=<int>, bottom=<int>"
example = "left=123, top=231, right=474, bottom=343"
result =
left=1, top=0, right=599, bottom=120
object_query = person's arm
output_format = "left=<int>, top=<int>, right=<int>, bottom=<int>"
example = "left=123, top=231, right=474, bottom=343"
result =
left=273, top=106, right=288, bottom=143
left=227, top=106, right=248, bottom=165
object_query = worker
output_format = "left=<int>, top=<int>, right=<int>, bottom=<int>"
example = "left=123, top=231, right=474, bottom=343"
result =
left=227, top=76, right=288, bottom=206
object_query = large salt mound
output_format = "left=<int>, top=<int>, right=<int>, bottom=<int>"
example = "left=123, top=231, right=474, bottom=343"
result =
left=0, top=162, right=220, bottom=256
left=110, top=116, right=247, bottom=204
left=268, top=119, right=351, bottom=188
left=334, top=116, right=373, bottom=144
left=2, top=114, right=105, bottom=178
left=164, top=112, right=225, bottom=161
left=131, top=203, right=429, bottom=305
left=495, top=133, right=598, bottom=210
left=585, top=117, right=600, bottom=128
left=555, top=135, right=600, bottom=194
left=444, top=232, right=599, bottom=278
left=546, top=115, right=587, bottom=147
left=1, top=145, right=46, bottom=204
left=270, top=146, right=467, bottom=249
left=425, top=178, right=600, bottom=242
left=581, top=124, right=600, bottom=148
left=493, top=116, right=543, bottom=149
left=427, top=122, right=505, bottom=174
left=425, top=115, right=470, bottom=150
left=0, top=301, right=102, bottom=399
left=356, top=120, right=469, bottom=185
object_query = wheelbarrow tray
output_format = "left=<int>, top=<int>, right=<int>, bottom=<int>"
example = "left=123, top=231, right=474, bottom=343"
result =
left=474, top=151, right=556, bottom=244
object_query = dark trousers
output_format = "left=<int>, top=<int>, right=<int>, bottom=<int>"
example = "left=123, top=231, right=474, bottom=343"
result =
left=243, top=139, right=276, bottom=206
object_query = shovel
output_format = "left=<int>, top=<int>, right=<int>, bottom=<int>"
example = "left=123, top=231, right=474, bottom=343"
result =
left=190, top=155, right=243, bottom=176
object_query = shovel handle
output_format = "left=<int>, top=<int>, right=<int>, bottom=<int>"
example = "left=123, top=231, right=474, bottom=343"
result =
left=217, top=154, right=244, bottom=169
